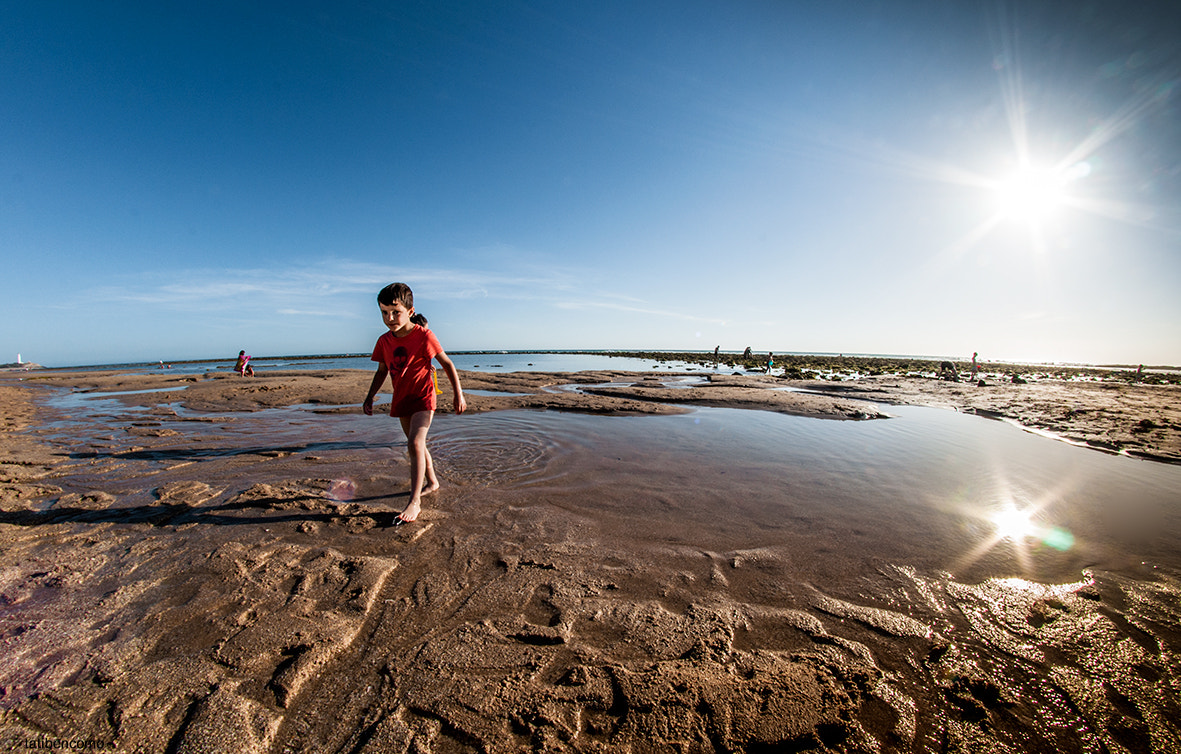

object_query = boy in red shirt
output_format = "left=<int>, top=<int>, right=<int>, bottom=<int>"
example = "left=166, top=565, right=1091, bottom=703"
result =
left=363, top=283, right=466, bottom=524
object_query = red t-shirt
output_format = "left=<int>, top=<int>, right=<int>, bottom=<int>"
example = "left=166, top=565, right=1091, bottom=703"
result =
left=371, top=325, right=442, bottom=417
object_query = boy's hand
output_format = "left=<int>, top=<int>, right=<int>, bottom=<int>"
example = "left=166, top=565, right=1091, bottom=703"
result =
left=362, top=397, right=374, bottom=416
left=453, top=391, right=467, bottom=415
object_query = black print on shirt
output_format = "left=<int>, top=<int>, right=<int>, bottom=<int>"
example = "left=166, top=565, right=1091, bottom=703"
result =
left=391, top=346, right=408, bottom=373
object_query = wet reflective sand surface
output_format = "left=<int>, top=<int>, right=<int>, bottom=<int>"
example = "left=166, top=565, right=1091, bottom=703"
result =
left=1, top=374, right=1179, bottom=752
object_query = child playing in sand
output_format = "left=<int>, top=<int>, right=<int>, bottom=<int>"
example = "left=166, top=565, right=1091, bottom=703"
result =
left=363, top=283, right=466, bottom=524
left=234, top=350, right=254, bottom=376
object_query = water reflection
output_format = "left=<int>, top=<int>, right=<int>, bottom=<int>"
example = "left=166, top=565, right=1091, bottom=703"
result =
left=993, top=505, right=1036, bottom=541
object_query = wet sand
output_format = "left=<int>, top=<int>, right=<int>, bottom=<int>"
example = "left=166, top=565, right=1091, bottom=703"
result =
left=1, top=369, right=1179, bottom=752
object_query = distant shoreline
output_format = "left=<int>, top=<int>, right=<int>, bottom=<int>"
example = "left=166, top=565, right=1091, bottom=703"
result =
left=14, top=350, right=1180, bottom=380
left=599, top=351, right=1180, bottom=377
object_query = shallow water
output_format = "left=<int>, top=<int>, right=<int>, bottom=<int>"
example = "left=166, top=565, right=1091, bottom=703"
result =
left=40, top=389, right=1181, bottom=584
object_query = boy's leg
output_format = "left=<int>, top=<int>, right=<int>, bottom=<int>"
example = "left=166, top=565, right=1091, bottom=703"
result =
left=416, top=414, right=439, bottom=492
left=398, top=410, right=437, bottom=521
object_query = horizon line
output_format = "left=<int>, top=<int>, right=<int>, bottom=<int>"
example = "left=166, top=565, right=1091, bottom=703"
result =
left=9, top=349, right=1176, bottom=372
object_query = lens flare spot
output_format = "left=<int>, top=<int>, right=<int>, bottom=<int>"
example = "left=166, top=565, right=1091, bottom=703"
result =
left=328, top=478, right=356, bottom=502
left=1041, top=526, right=1075, bottom=552
left=1062, top=161, right=1091, bottom=181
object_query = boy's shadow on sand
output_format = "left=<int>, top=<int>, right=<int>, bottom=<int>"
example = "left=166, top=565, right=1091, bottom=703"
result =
left=0, top=491, right=409, bottom=529
left=68, top=439, right=381, bottom=462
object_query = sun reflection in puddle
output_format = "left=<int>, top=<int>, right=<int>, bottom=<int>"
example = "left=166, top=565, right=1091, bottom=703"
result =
left=990, top=504, right=1076, bottom=553
left=953, top=481, right=1079, bottom=577
left=992, top=504, right=1036, bottom=541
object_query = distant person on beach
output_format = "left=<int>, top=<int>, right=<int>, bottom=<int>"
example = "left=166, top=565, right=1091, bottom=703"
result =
left=766, top=352, right=774, bottom=374
left=743, top=346, right=753, bottom=359
left=234, top=350, right=254, bottom=376
left=970, top=352, right=979, bottom=380
left=939, top=361, right=959, bottom=382
left=363, top=282, right=466, bottom=525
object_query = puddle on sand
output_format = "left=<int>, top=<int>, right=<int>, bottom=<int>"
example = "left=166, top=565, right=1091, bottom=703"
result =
left=463, top=389, right=532, bottom=397
left=50, top=385, right=190, bottom=410
left=32, top=389, right=1181, bottom=582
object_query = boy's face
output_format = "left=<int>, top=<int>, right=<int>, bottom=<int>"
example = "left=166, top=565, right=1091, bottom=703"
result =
left=380, top=301, right=414, bottom=333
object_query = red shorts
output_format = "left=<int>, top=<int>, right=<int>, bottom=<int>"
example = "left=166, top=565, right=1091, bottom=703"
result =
left=390, top=392, right=436, bottom=418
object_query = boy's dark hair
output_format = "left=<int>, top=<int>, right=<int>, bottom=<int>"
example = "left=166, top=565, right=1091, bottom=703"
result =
left=378, top=282, right=414, bottom=309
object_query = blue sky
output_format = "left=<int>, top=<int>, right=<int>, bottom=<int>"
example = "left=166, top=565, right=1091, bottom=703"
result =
left=3, top=1, right=1179, bottom=367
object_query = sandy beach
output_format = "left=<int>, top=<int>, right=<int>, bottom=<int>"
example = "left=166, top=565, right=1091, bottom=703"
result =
left=2, top=367, right=1179, bottom=752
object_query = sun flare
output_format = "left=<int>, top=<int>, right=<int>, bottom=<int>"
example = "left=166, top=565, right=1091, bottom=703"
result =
left=992, top=506, right=1037, bottom=541
left=994, top=165, right=1066, bottom=221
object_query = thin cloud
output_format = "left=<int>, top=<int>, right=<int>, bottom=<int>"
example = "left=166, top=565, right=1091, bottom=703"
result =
left=88, top=258, right=587, bottom=312
left=276, top=308, right=361, bottom=318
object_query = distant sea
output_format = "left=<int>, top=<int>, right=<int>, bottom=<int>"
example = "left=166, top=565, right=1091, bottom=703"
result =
left=40, top=351, right=744, bottom=376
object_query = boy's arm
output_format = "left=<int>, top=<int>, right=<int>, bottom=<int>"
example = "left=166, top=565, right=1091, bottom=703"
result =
left=435, top=352, right=466, bottom=415
left=363, top=363, right=389, bottom=416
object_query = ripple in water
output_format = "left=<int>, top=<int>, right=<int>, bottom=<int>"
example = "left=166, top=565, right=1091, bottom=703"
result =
left=429, top=413, right=570, bottom=486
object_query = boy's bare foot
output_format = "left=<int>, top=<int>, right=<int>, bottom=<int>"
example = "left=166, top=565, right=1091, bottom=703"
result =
left=397, top=500, right=422, bottom=523
left=423, top=480, right=440, bottom=495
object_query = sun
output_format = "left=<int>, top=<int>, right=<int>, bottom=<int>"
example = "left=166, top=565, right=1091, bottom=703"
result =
left=994, top=164, right=1067, bottom=221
